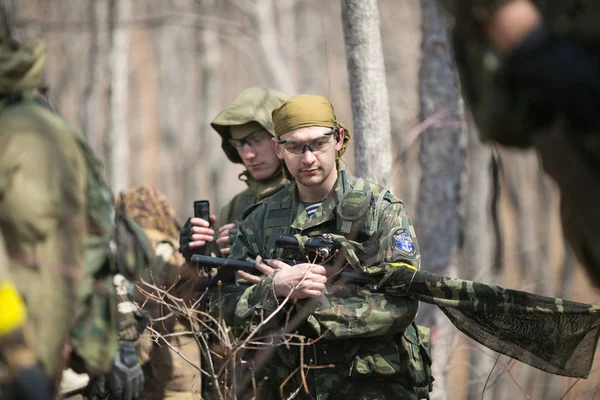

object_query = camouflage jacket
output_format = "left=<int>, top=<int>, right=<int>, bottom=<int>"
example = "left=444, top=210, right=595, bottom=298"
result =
left=0, top=92, right=88, bottom=379
left=217, top=168, right=288, bottom=227
left=223, top=171, right=430, bottom=399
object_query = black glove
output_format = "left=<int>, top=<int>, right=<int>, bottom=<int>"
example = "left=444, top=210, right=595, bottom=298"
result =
left=179, top=218, right=194, bottom=262
left=85, top=375, right=110, bottom=400
left=107, top=341, right=144, bottom=400
left=13, top=365, right=53, bottom=400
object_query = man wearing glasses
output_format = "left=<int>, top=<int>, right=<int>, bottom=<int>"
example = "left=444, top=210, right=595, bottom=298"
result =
left=222, top=94, right=432, bottom=399
left=180, top=87, right=288, bottom=260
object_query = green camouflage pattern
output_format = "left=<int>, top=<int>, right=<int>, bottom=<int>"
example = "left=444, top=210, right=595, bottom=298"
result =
left=217, top=168, right=288, bottom=230
left=0, top=91, right=87, bottom=379
left=222, top=171, right=431, bottom=399
left=378, top=264, right=600, bottom=378
left=68, top=105, right=152, bottom=373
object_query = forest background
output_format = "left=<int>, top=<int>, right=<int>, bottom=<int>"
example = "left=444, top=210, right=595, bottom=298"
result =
left=9, top=0, right=600, bottom=398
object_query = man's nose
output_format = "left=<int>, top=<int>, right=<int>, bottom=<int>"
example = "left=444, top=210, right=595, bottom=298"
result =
left=241, top=144, right=256, bottom=159
left=301, top=147, right=316, bottom=164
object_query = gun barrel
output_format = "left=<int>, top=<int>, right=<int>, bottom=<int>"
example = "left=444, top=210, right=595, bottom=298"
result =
left=190, top=255, right=256, bottom=272
left=275, top=234, right=300, bottom=249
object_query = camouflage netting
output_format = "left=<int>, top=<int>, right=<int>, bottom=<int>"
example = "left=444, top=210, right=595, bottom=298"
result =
left=115, top=185, right=181, bottom=243
left=379, top=267, right=600, bottom=378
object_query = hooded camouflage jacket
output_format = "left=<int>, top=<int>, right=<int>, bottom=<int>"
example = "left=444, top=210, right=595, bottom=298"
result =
left=222, top=171, right=431, bottom=399
left=211, top=87, right=289, bottom=241
left=0, top=90, right=88, bottom=379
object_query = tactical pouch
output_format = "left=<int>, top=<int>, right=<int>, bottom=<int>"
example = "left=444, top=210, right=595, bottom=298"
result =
left=70, top=273, right=119, bottom=375
left=350, top=339, right=404, bottom=378
left=336, top=187, right=372, bottom=240
left=398, top=323, right=434, bottom=399
left=114, top=210, right=154, bottom=281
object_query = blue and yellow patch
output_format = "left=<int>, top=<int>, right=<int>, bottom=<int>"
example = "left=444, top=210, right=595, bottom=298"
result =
left=392, top=228, right=416, bottom=257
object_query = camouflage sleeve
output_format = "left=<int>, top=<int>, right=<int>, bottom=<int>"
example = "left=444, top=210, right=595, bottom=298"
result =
left=0, top=131, right=86, bottom=246
left=0, top=112, right=88, bottom=375
left=378, top=196, right=421, bottom=270
left=298, top=196, right=420, bottom=340
left=215, top=204, right=283, bottom=335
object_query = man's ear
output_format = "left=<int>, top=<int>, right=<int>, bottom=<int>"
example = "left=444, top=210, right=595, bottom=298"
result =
left=271, top=138, right=285, bottom=160
left=335, top=128, right=345, bottom=150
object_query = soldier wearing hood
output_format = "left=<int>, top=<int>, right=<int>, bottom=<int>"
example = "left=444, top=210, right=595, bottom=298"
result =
left=0, top=9, right=86, bottom=399
left=180, top=87, right=288, bottom=261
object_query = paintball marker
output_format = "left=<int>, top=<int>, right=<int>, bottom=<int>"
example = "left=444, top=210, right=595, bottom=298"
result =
left=191, top=233, right=379, bottom=291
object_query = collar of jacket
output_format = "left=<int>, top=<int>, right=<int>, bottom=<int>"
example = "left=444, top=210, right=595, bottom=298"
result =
left=288, top=170, right=355, bottom=231
left=240, top=167, right=289, bottom=201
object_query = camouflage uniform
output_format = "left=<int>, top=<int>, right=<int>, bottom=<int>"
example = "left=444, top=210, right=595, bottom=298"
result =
left=224, top=171, right=432, bottom=399
left=439, top=0, right=600, bottom=287
left=0, top=41, right=87, bottom=398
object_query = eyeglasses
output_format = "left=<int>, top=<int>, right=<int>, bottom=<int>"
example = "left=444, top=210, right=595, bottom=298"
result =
left=276, top=127, right=338, bottom=157
left=228, top=129, right=271, bottom=151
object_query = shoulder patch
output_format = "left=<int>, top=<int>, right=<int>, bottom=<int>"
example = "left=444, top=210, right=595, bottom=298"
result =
left=391, top=228, right=416, bottom=256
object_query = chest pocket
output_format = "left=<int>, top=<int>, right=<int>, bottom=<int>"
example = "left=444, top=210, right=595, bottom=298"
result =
left=336, top=181, right=389, bottom=241
left=336, top=189, right=372, bottom=241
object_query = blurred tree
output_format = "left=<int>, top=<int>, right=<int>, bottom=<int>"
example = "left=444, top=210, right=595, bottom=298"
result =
left=415, top=0, right=465, bottom=398
left=462, top=122, right=497, bottom=399
left=106, top=0, right=132, bottom=193
left=340, top=0, right=392, bottom=187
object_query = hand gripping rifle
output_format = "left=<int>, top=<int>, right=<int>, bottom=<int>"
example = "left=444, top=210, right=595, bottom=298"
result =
left=190, top=233, right=378, bottom=293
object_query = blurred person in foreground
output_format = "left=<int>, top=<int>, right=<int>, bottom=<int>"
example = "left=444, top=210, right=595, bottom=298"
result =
left=0, top=7, right=88, bottom=398
left=0, top=230, right=53, bottom=400
left=116, top=185, right=202, bottom=400
left=0, top=5, right=151, bottom=400
left=441, top=0, right=600, bottom=287
left=179, top=88, right=288, bottom=269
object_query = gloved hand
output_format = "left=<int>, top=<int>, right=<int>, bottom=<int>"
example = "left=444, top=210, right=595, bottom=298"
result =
left=13, top=364, right=53, bottom=400
left=179, top=218, right=194, bottom=262
left=107, top=340, right=144, bottom=400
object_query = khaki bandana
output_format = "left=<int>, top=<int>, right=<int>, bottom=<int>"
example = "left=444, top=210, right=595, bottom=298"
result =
left=230, top=121, right=267, bottom=140
left=272, top=94, right=351, bottom=157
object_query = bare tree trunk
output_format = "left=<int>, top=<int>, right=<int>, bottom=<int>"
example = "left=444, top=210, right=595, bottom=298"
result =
left=106, top=0, right=132, bottom=193
left=253, top=0, right=295, bottom=95
left=79, top=0, right=109, bottom=154
left=296, top=0, right=325, bottom=94
left=380, top=0, right=422, bottom=205
left=416, top=1, right=465, bottom=398
left=341, top=0, right=392, bottom=188
left=193, top=0, right=223, bottom=214
left=462, top=123, right=496, bottom=400
left=276, top=0, right=296, bottom=70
